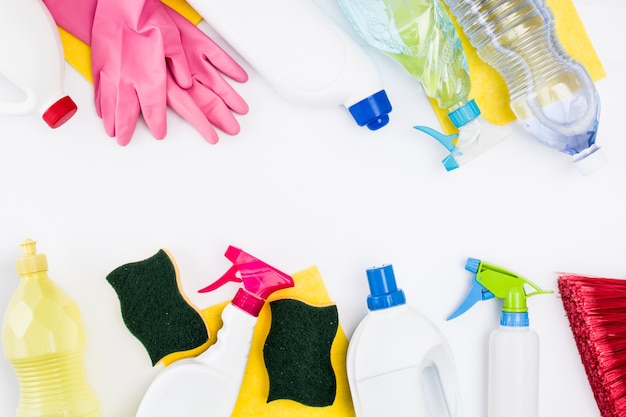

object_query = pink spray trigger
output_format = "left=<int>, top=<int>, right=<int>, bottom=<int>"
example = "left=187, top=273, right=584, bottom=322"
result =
left=198, top=246, right=294, bottom=316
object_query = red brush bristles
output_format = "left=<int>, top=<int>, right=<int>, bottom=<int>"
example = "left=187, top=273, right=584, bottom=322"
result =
left=558, top=274, right=626, bottom=417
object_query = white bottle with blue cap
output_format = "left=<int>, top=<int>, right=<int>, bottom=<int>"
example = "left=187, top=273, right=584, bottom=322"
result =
left=187, top=0, right=392, bottom=130
left=346, top=264, right=464, bottom=417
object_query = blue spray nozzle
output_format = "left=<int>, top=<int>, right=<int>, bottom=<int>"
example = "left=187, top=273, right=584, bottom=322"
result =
left=447, top=258, right=553, bottom=324
left=414, top=100, right=509, bottom=171
left=366, top=264, right=406, bottom=311
left=414, top=126, right=458, bottom=151
left=447, top=277, right=495, bottom=320
left=413, top=126, right=460, bottom=171
left=465, top=257, right=481, bottom=274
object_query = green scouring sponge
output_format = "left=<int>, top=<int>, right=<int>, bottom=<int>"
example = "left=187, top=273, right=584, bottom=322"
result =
left=106, top=249, right=209, bottom=366
left=263, top=298, right=339, bottom=407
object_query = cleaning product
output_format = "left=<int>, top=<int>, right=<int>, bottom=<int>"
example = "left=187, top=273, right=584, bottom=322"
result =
left=134, top=245, right=294, bottom=417
left=337, top=0, right=509, bottom=170
left=183, top=0, right=392, bottom=130
left=448, top=258, right=553, bottom=417
left=558, top=274, right=626, bottom=417
left=105, top=249, right=210, bottom=366
left=0, top=0, right=77, bottom=128
left=1, top=239, right=100, bottom=417
left=444, top=0, right=603, bottom=174
left=206, top=265, right=357, bottom=417
left=347, top=264, right=464, bottom=417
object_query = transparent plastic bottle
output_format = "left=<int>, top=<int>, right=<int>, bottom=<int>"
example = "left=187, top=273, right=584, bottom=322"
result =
left=444, top=0, right=603, bottom=173
left=337, top=0, right=509, bottom=170
left=0, top=0, right=77, bottom=128
left=1, top=239, right=100, bottom=417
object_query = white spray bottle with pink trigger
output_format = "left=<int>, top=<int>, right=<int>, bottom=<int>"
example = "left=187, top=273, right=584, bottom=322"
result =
left=0, top=0, right=77, bottom=127
left=134, top=245, right=294, bottom=417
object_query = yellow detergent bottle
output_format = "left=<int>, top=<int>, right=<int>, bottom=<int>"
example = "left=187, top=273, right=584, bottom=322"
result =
left=1, top=239, right=101, bottom=417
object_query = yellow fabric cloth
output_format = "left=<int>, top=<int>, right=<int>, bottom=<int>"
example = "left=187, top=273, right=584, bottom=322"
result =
left=57, top=0, right=604, bottom=134
left=199, top=266, right=356, bottom=417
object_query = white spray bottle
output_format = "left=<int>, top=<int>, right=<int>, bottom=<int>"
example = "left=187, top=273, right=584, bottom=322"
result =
left=0, top=0, right=77, bottom=127
left=185, top=0, right=392, bottom=130
left=347, top=264, right=464, bottom=417
left=134, top=246, right=294, bottom=417
left=447, top=258, right=553, bottom=417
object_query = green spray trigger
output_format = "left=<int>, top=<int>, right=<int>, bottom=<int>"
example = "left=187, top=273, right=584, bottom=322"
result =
left=447, top=258, right=553, bottom=321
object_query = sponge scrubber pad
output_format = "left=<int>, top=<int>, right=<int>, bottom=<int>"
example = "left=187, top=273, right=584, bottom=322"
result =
left=264, top=299, right=338, bottom=406
left=106, top=249, right=210, bottom=366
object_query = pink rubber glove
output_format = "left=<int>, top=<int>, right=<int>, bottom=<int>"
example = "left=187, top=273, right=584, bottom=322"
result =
left=165, top=8, right=248, bottom=137
left=43, top=0, right=248, bottom=145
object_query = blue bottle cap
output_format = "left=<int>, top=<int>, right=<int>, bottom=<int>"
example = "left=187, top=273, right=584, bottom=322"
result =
left=442, top=154, right=460, bottom=171
left=366, top=264, right=406, bottom=311
left=448, top=99, right=480, bottom=128
left=348, top=90, right=392, bottom=131
left=501, top=311, right=529, bottom=327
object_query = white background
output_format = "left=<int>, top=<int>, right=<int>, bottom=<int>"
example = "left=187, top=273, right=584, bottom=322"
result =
left=0, top=0, right=623, bottom=416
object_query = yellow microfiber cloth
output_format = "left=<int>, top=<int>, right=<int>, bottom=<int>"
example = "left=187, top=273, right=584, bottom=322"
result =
left=56, top=0, right=604, bottom=136
left=199, top=266, right=356, bottom=417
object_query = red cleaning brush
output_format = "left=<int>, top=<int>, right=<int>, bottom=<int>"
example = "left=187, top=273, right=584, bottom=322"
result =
left=558, top=274, right=626, bottom=417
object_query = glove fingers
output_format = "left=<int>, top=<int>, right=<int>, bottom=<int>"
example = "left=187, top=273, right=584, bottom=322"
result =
left=200, top=46, right=248, bottom=83
left=167, top=77, right=220, bottom=144
left=198, top=64, right=249, bottom=115
left=162, top=28, right=193, bottom=88
left=188, top=83, right=241, bottom=135
left=114, top=84, right=141, bottom=146
left=94, top=72, right=120, bottom=139
left=136, top=83, right=168, bottom=141
left=164, top=6, right=248, bottom=83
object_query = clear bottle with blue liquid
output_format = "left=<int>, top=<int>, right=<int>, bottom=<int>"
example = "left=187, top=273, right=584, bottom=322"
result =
left=444, top=0, right=603, bottom=173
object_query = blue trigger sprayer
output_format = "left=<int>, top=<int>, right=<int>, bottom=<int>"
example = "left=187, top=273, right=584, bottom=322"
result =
left=448, top=258, right=552, bottom=417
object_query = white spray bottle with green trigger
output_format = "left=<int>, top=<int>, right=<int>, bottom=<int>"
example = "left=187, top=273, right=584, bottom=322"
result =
left=447, top=258, right=553, bottom=417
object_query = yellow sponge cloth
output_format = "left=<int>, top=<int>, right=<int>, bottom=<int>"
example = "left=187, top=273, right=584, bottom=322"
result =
left=199, top=266, right=356, bottom=417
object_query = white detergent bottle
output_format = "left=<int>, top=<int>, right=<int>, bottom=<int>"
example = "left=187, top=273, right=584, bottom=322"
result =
left=187, top=0, right=392, bottom=130
left=347, top=264, right=464, bottom=417
left=0, top=0, right=77, bottom=127
left=447, top=258, right=553, bottom=417
left=134, top=246, right=294, bottom=417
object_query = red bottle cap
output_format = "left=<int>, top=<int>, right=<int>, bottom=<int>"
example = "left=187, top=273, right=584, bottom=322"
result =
left=42, top=96, right=77, bottom=128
